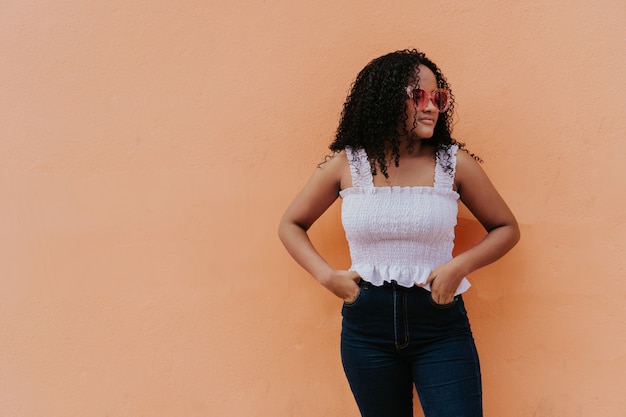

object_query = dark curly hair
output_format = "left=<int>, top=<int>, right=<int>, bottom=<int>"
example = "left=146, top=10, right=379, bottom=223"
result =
left=329, top=49, right=478, bottom=177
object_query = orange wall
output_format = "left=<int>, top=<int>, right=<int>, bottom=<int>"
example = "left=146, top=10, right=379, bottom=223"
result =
left=1, top=1, right=625, bottom=416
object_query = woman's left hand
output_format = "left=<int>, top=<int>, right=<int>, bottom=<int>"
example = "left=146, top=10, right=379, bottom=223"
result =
left=422, top=262, right=464, bottom=305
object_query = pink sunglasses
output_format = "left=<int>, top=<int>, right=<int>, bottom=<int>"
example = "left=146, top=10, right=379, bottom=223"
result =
left=406, top=87, right=451, bottom=113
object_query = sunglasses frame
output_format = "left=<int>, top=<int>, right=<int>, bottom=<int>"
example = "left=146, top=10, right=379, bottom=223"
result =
left=405, top=86, right=451, bottom=113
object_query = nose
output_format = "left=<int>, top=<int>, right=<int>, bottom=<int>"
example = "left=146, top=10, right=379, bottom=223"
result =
left=422, top=96, right=437, bottom=112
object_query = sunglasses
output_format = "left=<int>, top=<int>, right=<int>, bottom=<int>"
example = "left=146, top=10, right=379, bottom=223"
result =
left=406, top=87, right=451, bottom=113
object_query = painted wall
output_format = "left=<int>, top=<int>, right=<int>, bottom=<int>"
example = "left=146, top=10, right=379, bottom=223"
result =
left=1, top=0, right=625, bottom=416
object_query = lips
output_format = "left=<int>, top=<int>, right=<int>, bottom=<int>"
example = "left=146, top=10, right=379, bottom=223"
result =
left=418, top=117, right=435, bottom=124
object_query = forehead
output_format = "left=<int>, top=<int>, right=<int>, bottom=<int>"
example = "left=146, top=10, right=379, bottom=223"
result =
left=415, top=64, right=438, bottom=89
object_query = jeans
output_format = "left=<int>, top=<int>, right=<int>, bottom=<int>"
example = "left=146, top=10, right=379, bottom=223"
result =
left=341, top=280, right=483, bottom=417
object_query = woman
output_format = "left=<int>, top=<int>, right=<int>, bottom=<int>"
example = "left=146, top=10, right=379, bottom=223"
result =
left=278, top=49, right=520, bottom=417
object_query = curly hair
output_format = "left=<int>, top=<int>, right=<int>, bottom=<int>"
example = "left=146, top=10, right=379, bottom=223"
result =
left=328, top=49, right=478, bottom=177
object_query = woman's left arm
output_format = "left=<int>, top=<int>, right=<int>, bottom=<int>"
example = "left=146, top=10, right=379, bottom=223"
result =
left=426, top=150, right=521, bottom=304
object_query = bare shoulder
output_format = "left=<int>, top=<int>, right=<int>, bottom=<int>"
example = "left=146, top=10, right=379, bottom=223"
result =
left=454, top=148, right=488, bottom=192
left=318, top=150, right=348, bottom=171
left=455, top=147, right=482, bottom=171
left=316, top=150, right=352, bottom=190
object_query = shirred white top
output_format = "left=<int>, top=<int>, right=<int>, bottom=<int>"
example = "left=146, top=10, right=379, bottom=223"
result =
left=339, top=145, right=470, bottom=295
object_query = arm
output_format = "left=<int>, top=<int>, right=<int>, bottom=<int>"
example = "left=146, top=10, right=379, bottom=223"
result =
left=426, top=150, right=521, bottom=304
left=278, top=152, right=361, bottom=301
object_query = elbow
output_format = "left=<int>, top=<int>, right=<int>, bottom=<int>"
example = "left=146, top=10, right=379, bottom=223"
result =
left=277, top=216, right=306, bottom=245
left=513, top=226, right=521, bottom=246
left=486, top=219, right=521, bottom=250
left=277, top=217, right=289, bottom=245
left=508, top=220, right=521, bottom=248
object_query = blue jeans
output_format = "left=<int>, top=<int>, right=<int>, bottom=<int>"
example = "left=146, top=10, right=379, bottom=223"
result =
left=341, top=280, right=482, bottom=417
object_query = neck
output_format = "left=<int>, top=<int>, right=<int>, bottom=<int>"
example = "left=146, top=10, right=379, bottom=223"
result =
left=397, top=137, right=423, bottom=158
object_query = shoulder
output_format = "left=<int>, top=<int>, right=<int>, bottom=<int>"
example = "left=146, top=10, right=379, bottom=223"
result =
left=311, top=150, right=349, bottom=186
left=318, top=150, right=356, bottom=191
left=454, top=148, right=490, bottom=194
left=455, top=147, right=478, bottom=169
left=318, top=150, right=349, bottom=172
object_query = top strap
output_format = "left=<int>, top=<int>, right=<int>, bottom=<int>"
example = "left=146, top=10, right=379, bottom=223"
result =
left=347, top=145, right=457, bottom=190
left=345, top=147, right=374, bottom=190
left=434, top=145, right=458, bottom=190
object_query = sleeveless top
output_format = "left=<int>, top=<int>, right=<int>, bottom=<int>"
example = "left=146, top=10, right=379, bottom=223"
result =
left=339, top=145, right=471, bottom=295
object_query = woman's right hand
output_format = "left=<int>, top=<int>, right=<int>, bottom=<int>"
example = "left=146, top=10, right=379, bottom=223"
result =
left=321, top=270, right=361, bottom=303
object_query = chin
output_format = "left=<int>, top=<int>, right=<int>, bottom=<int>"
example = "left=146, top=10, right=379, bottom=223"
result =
left=415, top=131, right=435, bottom=140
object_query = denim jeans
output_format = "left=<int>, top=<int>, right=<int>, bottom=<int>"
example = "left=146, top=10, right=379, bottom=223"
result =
left=341, top=280, right=482, bottom=417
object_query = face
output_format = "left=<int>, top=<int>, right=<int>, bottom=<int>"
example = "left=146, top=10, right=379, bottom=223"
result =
left=404, top=64, right=442, bottom=140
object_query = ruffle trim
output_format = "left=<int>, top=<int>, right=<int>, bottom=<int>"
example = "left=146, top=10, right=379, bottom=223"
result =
left=350, top=263, right=471, bottom=296
left=340, top=185, right=459, bottom=199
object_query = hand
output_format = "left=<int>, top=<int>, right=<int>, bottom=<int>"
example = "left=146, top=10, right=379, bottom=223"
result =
left=321, top=270, right=361, bottom=303
left=422, top=261, right=463, bottom=305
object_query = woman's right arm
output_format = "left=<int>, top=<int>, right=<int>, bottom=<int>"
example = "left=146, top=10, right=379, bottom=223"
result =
left=278, top=152, right=360, bottom=301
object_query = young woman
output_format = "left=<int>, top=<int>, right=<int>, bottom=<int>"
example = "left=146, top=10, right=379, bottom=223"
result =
left=278, top=49, right=520, bottom=417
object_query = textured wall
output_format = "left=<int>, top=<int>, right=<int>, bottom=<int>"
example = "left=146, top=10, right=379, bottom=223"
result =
left=0, top=0, right=625, bottom=416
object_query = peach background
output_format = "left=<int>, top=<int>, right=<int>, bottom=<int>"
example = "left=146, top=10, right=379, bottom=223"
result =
left=1, top=1, right=625, bottom=416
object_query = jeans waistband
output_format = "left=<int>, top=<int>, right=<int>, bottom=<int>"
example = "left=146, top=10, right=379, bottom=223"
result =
left=360, top=279, right=421, bottom=291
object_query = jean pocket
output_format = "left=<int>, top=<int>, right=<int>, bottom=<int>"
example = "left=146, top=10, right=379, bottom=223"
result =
left=428, top=294, right=459, bottom=309
left=343, top=280, right=366, bottom=307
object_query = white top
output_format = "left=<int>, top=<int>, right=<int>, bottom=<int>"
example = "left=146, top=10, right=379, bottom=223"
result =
left=339, top=145, right=470, bottom=295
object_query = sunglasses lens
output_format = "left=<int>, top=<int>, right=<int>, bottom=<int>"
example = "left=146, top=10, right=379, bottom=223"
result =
left=415, top=89, right=429, bottom=108
left=433, top=90, right=450, bottom=112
